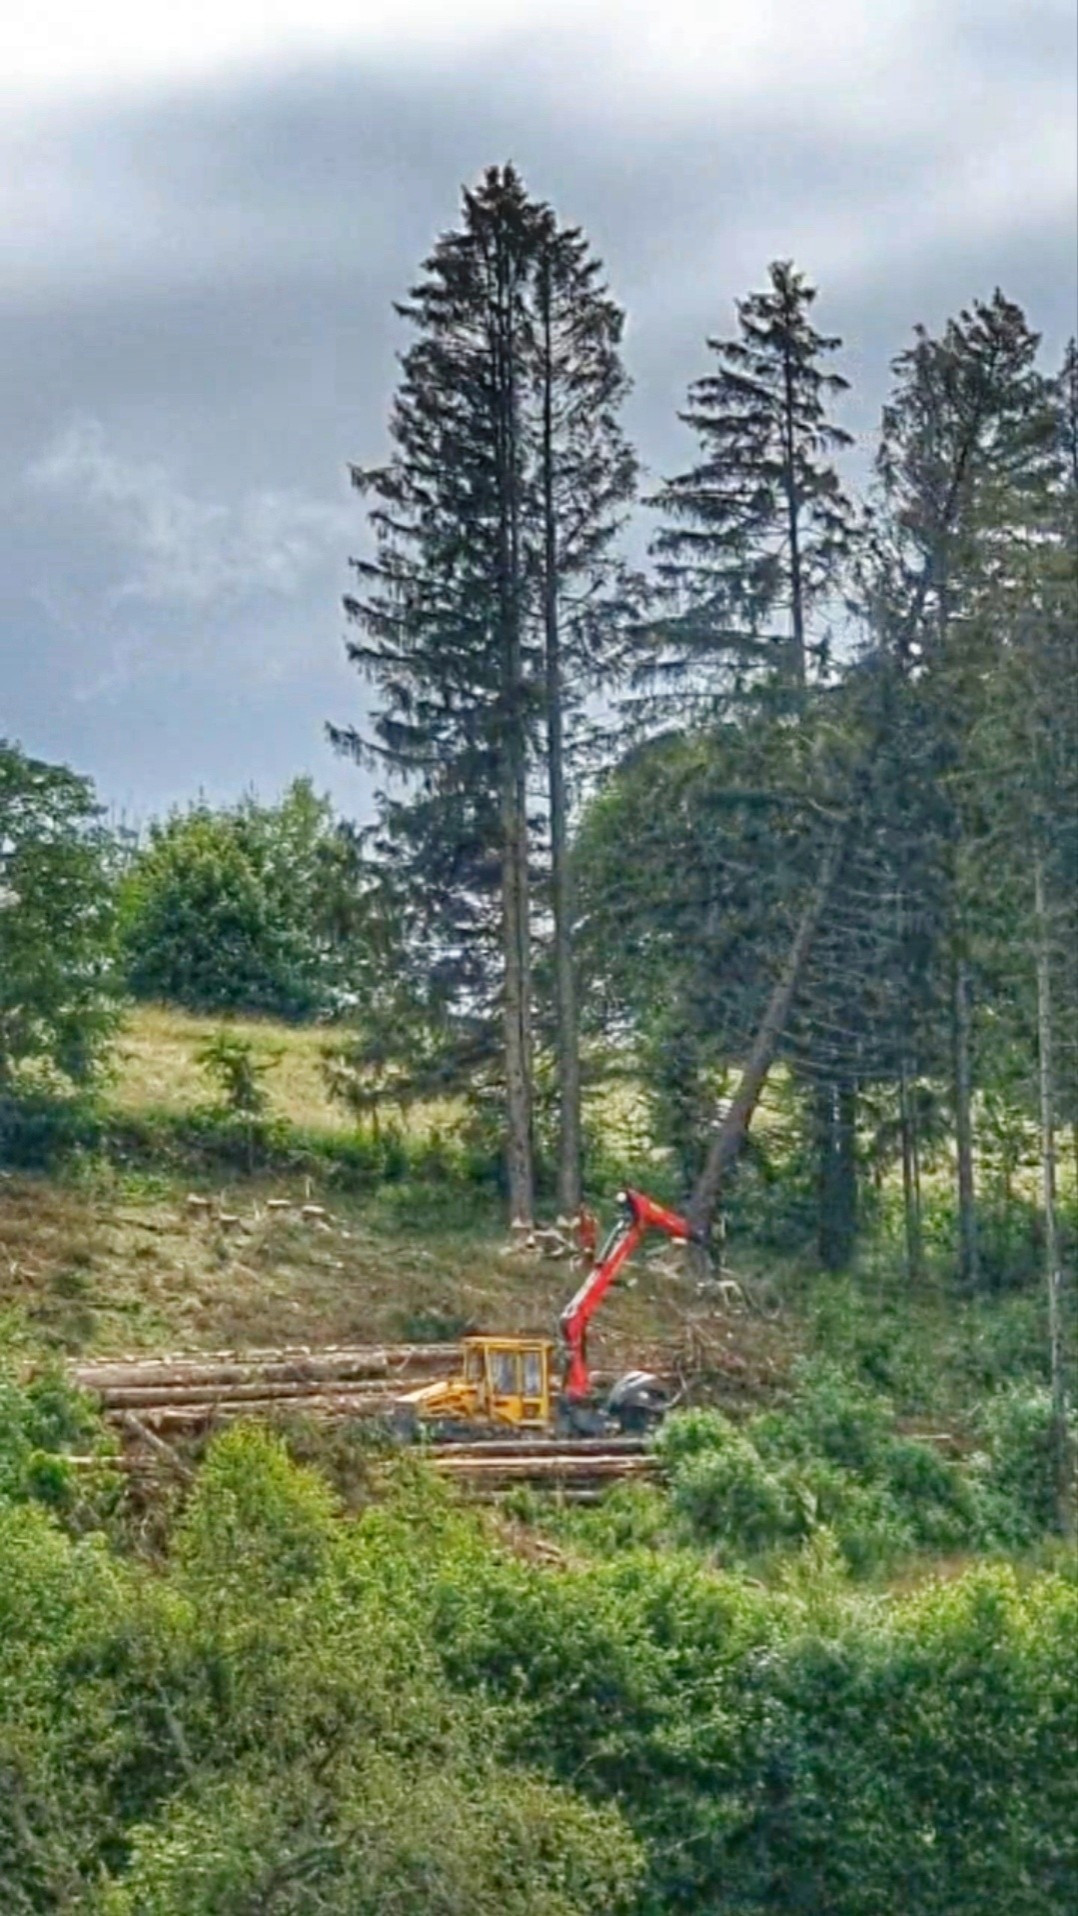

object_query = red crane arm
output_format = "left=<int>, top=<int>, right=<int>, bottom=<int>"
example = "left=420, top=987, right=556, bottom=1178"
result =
left=558, top=1188, right=698, bottom=1400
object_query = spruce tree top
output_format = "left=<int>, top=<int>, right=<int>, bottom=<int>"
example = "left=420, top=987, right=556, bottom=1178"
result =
left=650, top=259, right=855, bottom=698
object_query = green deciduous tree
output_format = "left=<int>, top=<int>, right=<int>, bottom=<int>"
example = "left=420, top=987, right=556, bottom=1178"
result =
left=119, top=779, right=360, bottom=1021
left=0, top=742, right=120, bottom=1098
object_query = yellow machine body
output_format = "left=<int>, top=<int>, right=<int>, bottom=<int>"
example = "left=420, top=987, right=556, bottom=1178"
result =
left=398, top=1334, right=555, bottom=1431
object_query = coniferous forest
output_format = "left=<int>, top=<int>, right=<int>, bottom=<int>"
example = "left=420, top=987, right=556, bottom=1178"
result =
left=1, top=164, right=1076, bottom=1912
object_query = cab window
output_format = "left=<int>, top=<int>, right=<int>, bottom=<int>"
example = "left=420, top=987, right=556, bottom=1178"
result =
left=491, top=1350, right=519, bottom=1395
left=522, top=1350, right=544, bottom=1397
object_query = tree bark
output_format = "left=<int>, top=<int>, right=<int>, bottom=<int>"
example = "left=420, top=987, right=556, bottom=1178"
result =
left=780, top=333, right=807, bottom=692
left=493, top=235, right=534, bottom=1224
left=816, top=1079, right=858, bottom=1270
left=899, top=1060, right=924, bottom=1283
left=952, top=951, right=979, bottom=1287
left=1034, top=850, right=1071, bottom=1530
left=500, top=708, right=534, bottom=1222
left=540, top=274, right=583, bottom=1216
left=836, top=1079, right=858, bottom=1262
left=688, top=811, right=853, bottom=1235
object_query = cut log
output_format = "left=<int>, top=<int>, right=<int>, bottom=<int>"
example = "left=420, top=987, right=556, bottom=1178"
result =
left=70, top=1343, right=461, bottom=1393
left=97, top=1378, right=402, bottom=1411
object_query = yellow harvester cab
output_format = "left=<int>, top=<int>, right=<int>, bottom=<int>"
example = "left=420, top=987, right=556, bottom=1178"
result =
left=396, top=1334, right=554, bottom=1432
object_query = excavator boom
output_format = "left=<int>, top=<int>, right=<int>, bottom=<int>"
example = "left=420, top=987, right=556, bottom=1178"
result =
left=395, top=1187, right=699, bottom=1440
left=559, top=1188, right=698, bottom=1400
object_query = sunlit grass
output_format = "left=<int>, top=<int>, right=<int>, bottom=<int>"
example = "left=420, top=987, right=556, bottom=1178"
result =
left=108, top=1004, right=466, bottom=1138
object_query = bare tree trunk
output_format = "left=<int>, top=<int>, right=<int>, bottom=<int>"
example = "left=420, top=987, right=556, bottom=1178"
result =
left=1034, top=850, right=1071, bottom=1531
left=540, top=280, right=582, bottom=1216
left=817, top=1079, right=858, bottom=1270
left=899, top=1060, right=923, bottom=1283
left=952, top=951, right=979, bottom=1287
left=780, top=337, right=807, bottom=693
left=836, top=1078, right=858, bottom=1262
left=689, top=813, right=852, bottom=1235
left=547, top=646, right=582, bottom=1215
left=494, top=241, right=534, bottom=1225
left=501, top=763, right=534, bottom=1224
left=816, top=1080, right=838, bottom=1267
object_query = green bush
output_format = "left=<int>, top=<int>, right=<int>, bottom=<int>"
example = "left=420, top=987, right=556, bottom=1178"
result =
left=0, top=1362, right=115, bottom=1517
left=429, top=1529, right=1077, bottom=1916
left=104, top=1757, right=642, bottom=1916
left=0, top=1428, right=645, bottom=1916
left=0, top=1395, right=1073, bottom=1916
left=656, top=1412, right=804, bottom=1555
left=972, top=1384, right=1073, bottom=1543
left=176, top=1425, right=339, bottom=1603
left=119, top=781, right=363, bottom=1021
left=656, top=1358, right=1068, bottom=1577
left=195, top=1030, right=282, bottom=1117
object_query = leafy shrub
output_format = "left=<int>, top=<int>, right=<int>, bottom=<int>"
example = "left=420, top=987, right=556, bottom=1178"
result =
left=972, top=1384, right=1073, bottom=1544
left=656, top=1358, right=1066, bottom=1576
left=656, top=1412, right=804, bottom=1555
left=0, top=1362, right=114, bottom=1516
left=423, top=1507, right=1078, bottom=1916
left=176, top=1425, right=338, bottom=1602
left=764, top=1356, right=894, bottom=1472
left=0, top=1434, right=645, bottom=1915
left=196, top=1029, right=282, bottom=1117
left=0, top=1090, right=105, bottom=1170
left=0, top=1400, right=1074, bottom=1916
left=104, top=1755, right=643, bottom=1916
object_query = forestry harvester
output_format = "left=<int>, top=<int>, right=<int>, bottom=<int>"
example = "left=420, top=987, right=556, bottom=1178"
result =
left=394, top=1187, right=701, bottom=1439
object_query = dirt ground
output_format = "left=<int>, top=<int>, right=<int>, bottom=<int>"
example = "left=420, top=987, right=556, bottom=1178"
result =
left=0, top=1170, right=792, bottom=1403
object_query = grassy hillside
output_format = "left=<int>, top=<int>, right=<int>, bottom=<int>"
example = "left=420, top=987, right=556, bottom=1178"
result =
left=0, top=1166, right=754, bottom=1365
left=109, top=1004, right=356, bottom=1135
left=109, top=1004, right=656, bottom=1157
left=0, top=1005, right=1063, bottom=1431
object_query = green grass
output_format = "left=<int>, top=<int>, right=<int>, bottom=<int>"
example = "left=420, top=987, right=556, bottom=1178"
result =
left=109, top=1004, right=353, bottom=1134
left=1, top=1002, right=1067, bottom=1425
left=108, top=1003, right=465, bottom=1139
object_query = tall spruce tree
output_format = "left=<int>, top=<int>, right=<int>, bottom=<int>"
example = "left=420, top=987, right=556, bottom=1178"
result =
left=650, top=260, right=856, bottom=699
left=874, top=291, right=1058, bottom=1285
left=334, top=166, right=545, bottom=1219
left=1055, top=338, right=1078, bottom=497
left=334, top=166, right=637, bottom=1219
left=632, top=261, right=863, bottom=1242
left=533, top=225, right=638, bottom=1212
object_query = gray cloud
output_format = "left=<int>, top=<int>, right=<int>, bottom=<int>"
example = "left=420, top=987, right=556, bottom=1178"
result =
left=1, top=6, right=1074, bottom=818
left=29, top=418, right=353, bottom=614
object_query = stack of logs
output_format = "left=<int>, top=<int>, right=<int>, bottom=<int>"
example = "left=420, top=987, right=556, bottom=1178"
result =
left=65, top=1344, right=665, bottom=1496
left=70, top=1342, right=466, bottom=1434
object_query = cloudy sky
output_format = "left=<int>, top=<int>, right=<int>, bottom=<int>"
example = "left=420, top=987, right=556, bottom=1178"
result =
left=3, top=0, right=1075, bottom=826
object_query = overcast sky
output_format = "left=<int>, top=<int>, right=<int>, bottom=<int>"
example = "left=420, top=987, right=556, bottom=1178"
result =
left=3, top=0, right=1075, bottom=826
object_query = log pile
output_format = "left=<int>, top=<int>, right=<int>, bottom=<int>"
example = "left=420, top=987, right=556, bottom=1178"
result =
left=66, top=1342, right=686, bottom=1438
left=429, top=1436, right=658, bottom=1491
left=58, top=1334, right=775, bottom=1499
left=68, top=1343, right=462, bottom=1432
